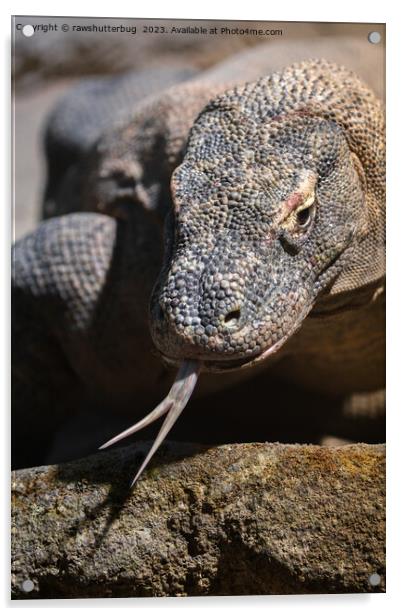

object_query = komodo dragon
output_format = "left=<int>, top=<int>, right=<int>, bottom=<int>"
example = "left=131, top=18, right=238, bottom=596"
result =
left=12, top=41, right=385, bottom=479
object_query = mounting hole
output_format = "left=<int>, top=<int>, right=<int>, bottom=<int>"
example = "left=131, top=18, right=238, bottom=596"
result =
left=368, top=31, right=381, bottom=44
left=21, top=579, right=34, bottom=592
left=22, top=25, right=35, bottom=37
left=368, top=572, right=381, bottom=586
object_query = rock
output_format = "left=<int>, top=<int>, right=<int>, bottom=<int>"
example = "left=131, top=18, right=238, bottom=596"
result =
left=11, top=441, right=385, bottom=598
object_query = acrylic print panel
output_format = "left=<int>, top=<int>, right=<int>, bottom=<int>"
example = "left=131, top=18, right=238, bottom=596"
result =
left=11, top=16, right=385, bottom=598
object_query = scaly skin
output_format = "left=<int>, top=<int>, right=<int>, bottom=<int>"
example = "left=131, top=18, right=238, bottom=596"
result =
left=150, top=60, right=385, bottom=380
left=61, top=81, right=232, bottom=223
left=12, top=53, right=385, bottom=471
left=113, top=59, right=383, bottom=483
left=42, top=65, right=198, bottom=219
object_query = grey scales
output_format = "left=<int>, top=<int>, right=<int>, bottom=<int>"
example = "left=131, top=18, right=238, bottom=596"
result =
left=12, top=41, right=385, bottom=486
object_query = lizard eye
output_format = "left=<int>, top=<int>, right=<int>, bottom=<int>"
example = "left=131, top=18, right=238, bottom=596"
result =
left=280, top=192, right=317, bottom=254
left=296, top=205, right=314, bottom=229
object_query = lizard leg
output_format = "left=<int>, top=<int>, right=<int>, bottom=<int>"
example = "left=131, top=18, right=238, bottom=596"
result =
left=12, top=211, right=165, bottom=468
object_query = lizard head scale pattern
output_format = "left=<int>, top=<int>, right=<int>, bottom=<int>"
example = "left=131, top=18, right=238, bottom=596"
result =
left=150, top=60, right=385, bottom=371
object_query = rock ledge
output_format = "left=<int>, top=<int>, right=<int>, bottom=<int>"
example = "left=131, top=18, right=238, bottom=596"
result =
left=11, top=441, right=385, bottom=598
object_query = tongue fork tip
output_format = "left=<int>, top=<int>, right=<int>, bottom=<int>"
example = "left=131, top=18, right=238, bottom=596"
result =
left=98, top=360, right=201, bottom=487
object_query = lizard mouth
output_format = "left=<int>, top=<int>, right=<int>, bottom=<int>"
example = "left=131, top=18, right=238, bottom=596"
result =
left=203, top=334, right=289, bottom=372
left=160, top=327, right=293, bottom=373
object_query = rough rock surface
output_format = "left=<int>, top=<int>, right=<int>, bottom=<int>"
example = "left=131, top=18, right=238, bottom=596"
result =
left=11, top=441, right=385, bottom=598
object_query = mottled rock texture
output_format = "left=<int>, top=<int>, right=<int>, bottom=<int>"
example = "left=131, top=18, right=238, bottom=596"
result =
left=11, top=441, right=385, bottom=598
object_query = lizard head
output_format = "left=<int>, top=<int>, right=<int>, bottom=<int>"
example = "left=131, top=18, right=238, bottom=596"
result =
left=150, top=81, right=367, bottom=373
left=101, top=67, right=382, bottom=487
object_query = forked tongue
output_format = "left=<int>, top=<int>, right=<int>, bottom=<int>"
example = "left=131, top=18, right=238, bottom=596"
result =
left=99, top=360, right=200, bottom=487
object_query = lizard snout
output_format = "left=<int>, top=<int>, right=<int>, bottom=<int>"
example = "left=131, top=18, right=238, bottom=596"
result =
left=150, top=266, right=255, bottom=361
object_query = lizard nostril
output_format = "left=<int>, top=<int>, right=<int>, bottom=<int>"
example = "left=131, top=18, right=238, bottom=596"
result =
left=223, top=308, right=241, bottom=328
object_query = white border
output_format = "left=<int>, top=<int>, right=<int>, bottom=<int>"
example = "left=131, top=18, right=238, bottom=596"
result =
left=2, top=1, right=401, bottom=614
